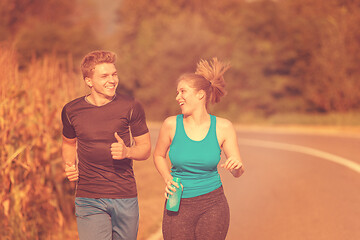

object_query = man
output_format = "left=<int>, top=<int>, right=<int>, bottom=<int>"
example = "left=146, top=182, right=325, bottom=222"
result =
left=61, top=50, right=151, bottom=240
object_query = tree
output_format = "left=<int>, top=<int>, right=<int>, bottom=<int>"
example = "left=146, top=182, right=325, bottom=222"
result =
left=0, top=0, right=101, bottom=67
left=112, top=0, right=360, bottom=120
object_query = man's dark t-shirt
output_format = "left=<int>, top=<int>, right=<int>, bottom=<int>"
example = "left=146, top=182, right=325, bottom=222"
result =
left=61, top=94, right=148, bottom=198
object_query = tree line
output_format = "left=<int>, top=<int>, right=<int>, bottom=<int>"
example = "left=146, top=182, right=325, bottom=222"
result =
left=1, top=0, right=359, bottom=121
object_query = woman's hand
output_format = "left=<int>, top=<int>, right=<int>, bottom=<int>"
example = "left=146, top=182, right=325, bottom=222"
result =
left=221, top=156, right=244, bottom=178
left=164, top=179, right=182, bottom=199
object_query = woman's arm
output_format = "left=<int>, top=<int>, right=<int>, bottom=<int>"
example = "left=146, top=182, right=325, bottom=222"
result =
left=218, top=118, right=245, bottom=178
left=153, top=117, right=179, bottom=196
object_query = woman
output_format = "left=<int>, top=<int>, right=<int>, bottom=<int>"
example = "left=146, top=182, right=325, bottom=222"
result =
left=153, top=58, right=245, bottom=240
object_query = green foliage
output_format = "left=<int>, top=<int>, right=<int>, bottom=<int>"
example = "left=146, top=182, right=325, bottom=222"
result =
left=112, top=0, right=360, bottom=120
left=14, top=20, right=101, bottom=68
left=280, top=0, right=360, bottom=112
left=3, top=0, right=360, bottom=120
left=0, top=0, right=101, bottom=68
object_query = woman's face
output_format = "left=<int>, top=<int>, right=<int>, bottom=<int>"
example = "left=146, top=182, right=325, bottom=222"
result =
left=176, top=80, right=201, bottom=115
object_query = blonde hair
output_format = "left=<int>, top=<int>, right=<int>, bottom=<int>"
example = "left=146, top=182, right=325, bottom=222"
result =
left=178, top=58, right=230, bottom=107
left=80, top=50, right=116, bottom=79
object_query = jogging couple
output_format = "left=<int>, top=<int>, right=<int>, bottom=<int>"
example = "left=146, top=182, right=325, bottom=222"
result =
left=62, top=50, right=244, bottom=240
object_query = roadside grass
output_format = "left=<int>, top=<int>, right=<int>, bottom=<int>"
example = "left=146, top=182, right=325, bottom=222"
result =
left=265, top=112, right=360, bottom=126
left=0, top=49, right=86, bottom=239
left=235, top=112, right=360, bottom=126
left=232, top=112, right=360, bottom=137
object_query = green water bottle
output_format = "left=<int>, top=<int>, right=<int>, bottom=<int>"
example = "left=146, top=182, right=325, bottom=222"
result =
left=166, top=177, right=183, bottom=212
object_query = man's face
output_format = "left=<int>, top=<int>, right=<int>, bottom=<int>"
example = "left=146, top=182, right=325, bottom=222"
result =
left=86, top=63, right=118, bottom=101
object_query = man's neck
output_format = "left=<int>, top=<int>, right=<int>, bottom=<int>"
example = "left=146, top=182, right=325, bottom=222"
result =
left=85, top=93, right=116, bottom=106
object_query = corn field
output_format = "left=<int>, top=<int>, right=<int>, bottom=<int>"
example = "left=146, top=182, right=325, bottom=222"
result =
left=0, top=46, right=86, bottom=239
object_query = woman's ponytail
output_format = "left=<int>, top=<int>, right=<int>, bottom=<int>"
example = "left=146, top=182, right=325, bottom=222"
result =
left=195, top=58, right=230, bottom=104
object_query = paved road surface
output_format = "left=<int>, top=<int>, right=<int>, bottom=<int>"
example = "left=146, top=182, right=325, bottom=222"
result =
left=221, top=130, right=360, bottom=240
left=149, top=127, right=360, bottom=240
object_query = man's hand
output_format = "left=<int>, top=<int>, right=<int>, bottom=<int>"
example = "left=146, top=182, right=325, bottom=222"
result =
left=111, top=132, right=129, bottom=159
left=65, top=162, right=78, bottom=181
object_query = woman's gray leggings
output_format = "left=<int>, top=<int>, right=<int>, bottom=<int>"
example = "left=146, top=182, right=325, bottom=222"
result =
left=162, top=186, right=230, bottom=240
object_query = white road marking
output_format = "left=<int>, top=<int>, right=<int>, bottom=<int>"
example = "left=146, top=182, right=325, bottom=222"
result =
left=238, top=138, right=360, bottom=174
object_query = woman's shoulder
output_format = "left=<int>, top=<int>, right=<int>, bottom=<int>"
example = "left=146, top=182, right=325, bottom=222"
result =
left=214, top=116, right=236, bottom=145
left=159, top=116, right=178, bottom=140
left=215, top=116, right=233, bottom=130
left=162, top=115, right=178, bottom=129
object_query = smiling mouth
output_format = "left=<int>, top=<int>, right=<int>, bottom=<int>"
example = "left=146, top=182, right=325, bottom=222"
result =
left=105, top=85, right=116, bottom=89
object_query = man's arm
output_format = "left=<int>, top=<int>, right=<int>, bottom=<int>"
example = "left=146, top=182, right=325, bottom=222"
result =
left=62, top=135, right=79, bottom=181
left=111, top=132, right=151, bottom=161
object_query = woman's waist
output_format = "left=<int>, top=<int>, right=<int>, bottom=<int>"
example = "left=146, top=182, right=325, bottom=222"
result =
left=180, top=186, right=225, bottom=202
left=171, top=172, right=222, bottom=198
left=171, top=170, right=220, bottom=182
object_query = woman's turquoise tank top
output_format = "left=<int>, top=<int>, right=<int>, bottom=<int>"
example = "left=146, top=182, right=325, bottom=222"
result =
left=169, top=114, right=222, bottom=198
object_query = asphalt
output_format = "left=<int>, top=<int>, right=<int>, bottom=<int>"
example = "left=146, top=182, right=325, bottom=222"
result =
left=221, top=130, right=360, bottom=240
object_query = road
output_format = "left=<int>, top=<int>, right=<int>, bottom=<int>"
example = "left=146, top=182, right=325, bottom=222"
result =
left=220, top=129, right=360, bottom=240
left=148, top=127, right=360, bottom=240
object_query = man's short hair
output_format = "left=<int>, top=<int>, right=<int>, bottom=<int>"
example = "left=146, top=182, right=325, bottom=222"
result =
left=81, top=50, right=116, bottom=79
